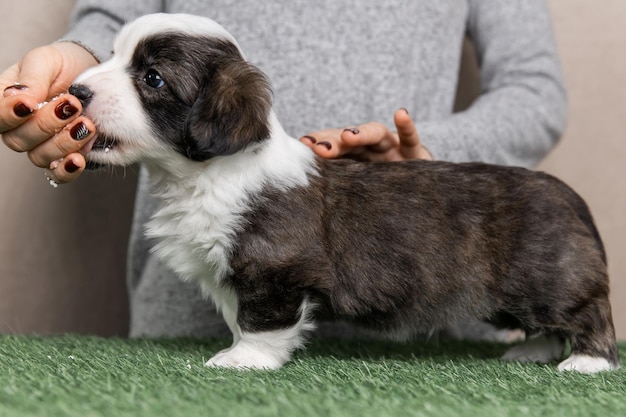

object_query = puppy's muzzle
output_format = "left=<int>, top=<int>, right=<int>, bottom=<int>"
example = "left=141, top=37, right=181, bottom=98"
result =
left=69, top=84, right=93, bottom=108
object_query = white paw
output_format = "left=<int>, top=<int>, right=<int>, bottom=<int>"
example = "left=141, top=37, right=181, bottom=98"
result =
left=205, top=342, right=287, bottom=370
left=557, top=354, right=617, bottom=374
left=502, top=335, right=564, bottom=363
left=205, top=299, right=314, bottom=370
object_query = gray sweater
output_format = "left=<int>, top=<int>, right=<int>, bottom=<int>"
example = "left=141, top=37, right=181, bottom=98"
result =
left=63, top=0, right=567, bottom=338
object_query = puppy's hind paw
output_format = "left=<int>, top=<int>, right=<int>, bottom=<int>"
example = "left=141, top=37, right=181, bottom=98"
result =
left=557, top=354, right=618, bottom=374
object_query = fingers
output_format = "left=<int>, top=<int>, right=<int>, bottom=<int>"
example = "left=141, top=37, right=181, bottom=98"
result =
left=299, top=123, right=396, bottom=159
left=0, top=43, right=98, bottom=186
left=0, top=90, right=40, bottom=134
left=28, top=117, right=95, bottom=168
left=393, top=108, right=431, bottom=160
left=394, top=108, right=420, bottom=147
left=0, top=43, right=94, bottom=135
left=299, top=128, right=345, bottom=158
left=3, top=94, right=78, bottom=151
left=45, top=153, right=87, bottom=186
left=341, top=123, right=397, bottom=153
left=299, top=108, right=432, bottom=162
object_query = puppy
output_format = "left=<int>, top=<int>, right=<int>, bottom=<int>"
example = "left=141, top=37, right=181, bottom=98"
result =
left=70, top=13, right=619, bottom=373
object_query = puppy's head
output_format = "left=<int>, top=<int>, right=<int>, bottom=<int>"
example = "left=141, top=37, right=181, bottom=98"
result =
left=72, top=13, right=272, bottom=167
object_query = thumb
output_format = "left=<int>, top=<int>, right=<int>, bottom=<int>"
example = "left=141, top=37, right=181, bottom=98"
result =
left=394, top=108, right=433, bottom=160
left=394, top=108, right=421, bottom=148
left=4, top=45, right=67, bottom=103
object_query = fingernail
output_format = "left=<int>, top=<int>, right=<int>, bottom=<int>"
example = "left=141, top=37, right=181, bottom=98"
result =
left=70, top=122, right=90, bottom=140
left=317, top=141, right=332, bottom=150
left=14, top=102, right=32, bottom=118
left=301, top=135, right=317, bottom=144
left=64, top=159, right=80, bottom=173
left=400, top=108, right=409, bottom=115
left=55, top=101, right=78, bottom=120
left=3, top=84, right=29, bottom=94
left=343, top=128, right=360, bottom=135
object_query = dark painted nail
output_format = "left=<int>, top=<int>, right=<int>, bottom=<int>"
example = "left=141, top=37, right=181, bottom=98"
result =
left=55, top=101, right=78, bottom=120
left=302, top=135, right=317, bottom=144
left=64, top=159, right=80, bottom=173
left=317, top=141, right=332, bottom=150
left=14, top=102, right=32, bottom=118
left=4, top=84, right=29, bottom=93
left=343, top=128, right=360, bottom=135
left=70, top=122, right=90, bottom=140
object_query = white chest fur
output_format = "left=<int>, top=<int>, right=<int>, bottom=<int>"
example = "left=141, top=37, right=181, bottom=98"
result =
left=143, top=116, right=318, bottom=293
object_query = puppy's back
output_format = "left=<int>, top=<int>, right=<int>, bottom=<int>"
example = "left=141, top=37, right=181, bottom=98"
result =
left=310, top=159, right=609, bottom=334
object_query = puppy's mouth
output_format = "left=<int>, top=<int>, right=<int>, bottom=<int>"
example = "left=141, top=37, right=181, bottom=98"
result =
left=82, top=134, right=121, bottom=170
left=91, top=136, right=120, bottom=152
left=82, top=134, right=120, bottom=154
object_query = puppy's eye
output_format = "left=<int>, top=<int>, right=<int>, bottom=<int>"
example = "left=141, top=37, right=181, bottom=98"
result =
left=143, top=69, right=165, bottom=88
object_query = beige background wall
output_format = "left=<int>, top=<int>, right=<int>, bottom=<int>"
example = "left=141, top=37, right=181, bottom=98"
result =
left=0, top=1, right=624, bottom=338
left=0, top=0, right=134, bottom=336
left=538, top=0, right=626, bottom=339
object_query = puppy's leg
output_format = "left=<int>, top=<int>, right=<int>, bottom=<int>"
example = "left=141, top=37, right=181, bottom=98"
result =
left=206, top=290, right=241, bottom=357
left=557, top=298, right=620, bottom=374
left=502, top=334, right=565, bottom=364
left=205, top=299, right=315, bottom=370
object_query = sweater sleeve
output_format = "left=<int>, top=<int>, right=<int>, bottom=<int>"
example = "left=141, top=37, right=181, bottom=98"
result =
left=419, top=0, right=567, bottom=168
left=59, top=0, right=163, bottom=62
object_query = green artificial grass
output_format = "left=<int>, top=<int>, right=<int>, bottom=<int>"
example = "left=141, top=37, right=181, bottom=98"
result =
left=0, top=335, right=624, bottom=417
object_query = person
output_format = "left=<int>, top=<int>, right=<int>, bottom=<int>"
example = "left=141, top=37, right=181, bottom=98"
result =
left=0, top=1, right=567, bottom=339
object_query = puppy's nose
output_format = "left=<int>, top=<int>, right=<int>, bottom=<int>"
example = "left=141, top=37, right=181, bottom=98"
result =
left=69, top=84, right=93, bottom=107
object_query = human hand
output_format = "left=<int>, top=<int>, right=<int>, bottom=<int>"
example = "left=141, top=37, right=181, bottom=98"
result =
left=0, top=42, right=98, bottom=184
left=299, top=108, right=432, bottom=162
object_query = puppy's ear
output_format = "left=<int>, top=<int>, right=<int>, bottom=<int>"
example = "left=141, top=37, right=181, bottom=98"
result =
left=184, top=60, right=272, bottom=161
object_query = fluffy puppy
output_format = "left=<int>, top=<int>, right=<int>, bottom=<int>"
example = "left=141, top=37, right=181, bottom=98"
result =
left=70, top=13, right=619, bottom=373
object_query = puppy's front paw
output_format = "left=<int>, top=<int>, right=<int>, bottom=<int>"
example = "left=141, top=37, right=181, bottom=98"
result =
left=501, top=334, right=564, bottom=364
left=205, top=343, right=287, bottom=370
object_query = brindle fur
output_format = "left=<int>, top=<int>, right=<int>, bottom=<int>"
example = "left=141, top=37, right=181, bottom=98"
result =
left=228, top=158, right=619, bottom=366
